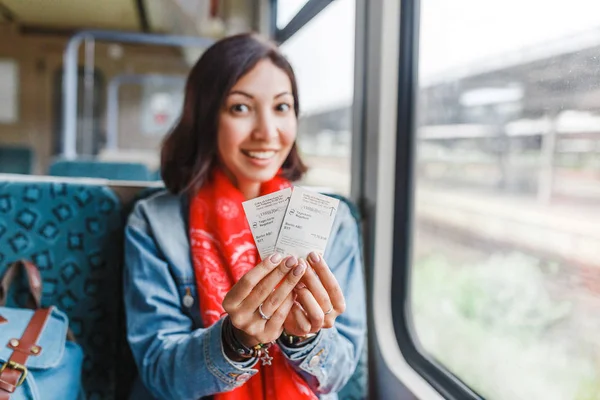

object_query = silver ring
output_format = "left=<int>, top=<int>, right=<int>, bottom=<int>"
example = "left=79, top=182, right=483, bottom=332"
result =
left=258, top=303, right=272, bottom=320
left=324, top=306, right=333, bottom=315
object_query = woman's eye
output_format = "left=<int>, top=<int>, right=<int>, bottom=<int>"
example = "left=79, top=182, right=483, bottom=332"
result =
left=276, top=103, right=291, bottom=112
left=231, top=104, right=250, bottom=113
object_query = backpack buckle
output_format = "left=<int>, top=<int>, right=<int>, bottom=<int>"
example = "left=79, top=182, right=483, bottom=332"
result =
left=0, top=360, right=28, bottom=387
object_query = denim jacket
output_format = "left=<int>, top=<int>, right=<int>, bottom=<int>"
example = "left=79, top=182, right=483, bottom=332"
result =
left=123, top=190, right=366, bottom=400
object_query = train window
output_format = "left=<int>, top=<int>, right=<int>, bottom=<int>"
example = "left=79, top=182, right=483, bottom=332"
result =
left=49, top=41, right=192, bottom=180
left=0, top=59, right=18, bottom=124
left=280, top=0, right=355, bottom=194
left=407, top=0, right=600, bottom=399
left=276, top=0, right=311, bottom=29
left=53, top=67, right=105, bottom=156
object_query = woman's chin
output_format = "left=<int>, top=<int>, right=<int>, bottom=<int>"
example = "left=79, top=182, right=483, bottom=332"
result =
left=240, top=166, right=280, bottom=184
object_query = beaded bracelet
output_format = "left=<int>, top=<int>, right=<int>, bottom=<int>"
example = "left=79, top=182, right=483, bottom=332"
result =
left=278, top=330, right=319, bottom=348
left=222, top=316, right=274, bottom=366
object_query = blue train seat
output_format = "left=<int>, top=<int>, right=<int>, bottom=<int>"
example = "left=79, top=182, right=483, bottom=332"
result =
left=49, top=159, right=152, bottom=181
left=0, top=146, right=33, bottom=175
left=0, top=178, right=124, bottom=399
left=150, top=169, right=162, bottom=181
left=326, top=193, right=368, bottom=400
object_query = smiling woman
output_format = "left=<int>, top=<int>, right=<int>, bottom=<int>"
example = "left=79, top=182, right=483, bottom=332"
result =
left=123, top=33, right=366, bottom=400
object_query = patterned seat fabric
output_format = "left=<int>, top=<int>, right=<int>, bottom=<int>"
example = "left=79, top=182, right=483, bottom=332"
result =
left=49, top=159, right=152, bottom=181
left=0, top=180, right=123, bottom=399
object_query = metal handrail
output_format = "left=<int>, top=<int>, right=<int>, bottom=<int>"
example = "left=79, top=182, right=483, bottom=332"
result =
left=61, top=29, right=213, bottom=158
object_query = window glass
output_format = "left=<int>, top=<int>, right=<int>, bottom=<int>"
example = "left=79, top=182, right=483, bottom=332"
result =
left=411, top=1, right=600, bottom=399
left=276, top=0, right=311, bottom=30
left=0, top=59, right=18, bottom=124
left=281, top=0, right=355, bottom=194
left=59, top=42, right=190, bottom=179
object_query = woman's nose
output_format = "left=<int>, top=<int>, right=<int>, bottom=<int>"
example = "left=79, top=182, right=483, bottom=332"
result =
left=252, top=111, right=278, bottom=140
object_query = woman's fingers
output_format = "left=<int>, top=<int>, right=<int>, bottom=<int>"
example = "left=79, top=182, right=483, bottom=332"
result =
left=223, top=250, right=347, bottom=347
left=224, top=253, right=285, bottom=309
left=285, top=302, right=312, bottom=336
left=300, top=257, right=334, bottom=318
left=232, top=293, right=295, bottom=347
left=247, top=257, right=307, bottom=318
left=263, top=293, right=295, bottom=340
left=240, top=257, right=306, bottom=317
left=306, top=252, right=346, bottom=316
left=294, top=283, right=325, bottom=333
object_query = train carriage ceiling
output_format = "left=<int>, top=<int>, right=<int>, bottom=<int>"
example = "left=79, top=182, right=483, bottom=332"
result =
left=0, top=0, right=225, bottom=34
left=1, top=0, right=145, bottom=31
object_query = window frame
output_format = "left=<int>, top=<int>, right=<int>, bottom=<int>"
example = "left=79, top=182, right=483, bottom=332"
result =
left=272, top=0, right=337, bottom=44
left=390, top=0, right=483, bottom=398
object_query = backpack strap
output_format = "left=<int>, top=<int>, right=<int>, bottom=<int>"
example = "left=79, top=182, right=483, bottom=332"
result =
left=0, top=261, right=42, bottom=309
left=0, top=308, right=52, bottom=398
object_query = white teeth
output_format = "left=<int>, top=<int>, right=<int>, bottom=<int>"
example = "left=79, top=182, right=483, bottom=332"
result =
left=246, top=151, right=276, bottom=160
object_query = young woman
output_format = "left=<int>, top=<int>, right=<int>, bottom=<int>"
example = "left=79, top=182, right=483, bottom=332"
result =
left=124, top=33, right=366, bottom=400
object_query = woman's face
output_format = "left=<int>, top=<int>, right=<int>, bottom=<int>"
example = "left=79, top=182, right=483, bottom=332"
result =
left=217, top=59, right=297, bottom=188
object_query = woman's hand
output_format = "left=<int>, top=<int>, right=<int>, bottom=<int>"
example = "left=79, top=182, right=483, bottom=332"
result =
left=222, top=253, right=307, bottom=348
left=283, top=252, right=346, bottom=337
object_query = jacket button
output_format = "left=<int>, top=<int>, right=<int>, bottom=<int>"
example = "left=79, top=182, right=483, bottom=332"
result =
left=183, top=294, right=194, bottom=308
left=309, top=355, right=320, bottom=368
left=236, top=373, right=251, bottom=382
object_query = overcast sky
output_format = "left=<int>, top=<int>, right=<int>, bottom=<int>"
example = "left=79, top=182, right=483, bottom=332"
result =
left=280, top=0, right=355, bottom=114
left=278, top=0, right=600, bottom=114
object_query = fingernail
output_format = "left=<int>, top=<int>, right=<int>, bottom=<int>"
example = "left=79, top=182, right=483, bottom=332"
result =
left=270, top=253, right=282, bottom=263
left=285, top=256, right=297, bottom=268
left=309, top=252, right=320, bottom=263
left=293, top=263, right=306, bottom=276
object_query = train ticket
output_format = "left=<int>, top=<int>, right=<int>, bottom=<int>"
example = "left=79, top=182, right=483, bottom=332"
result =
left=274, top=186, right=339, bottom=258
left=242, top=188, right=292, bottom=260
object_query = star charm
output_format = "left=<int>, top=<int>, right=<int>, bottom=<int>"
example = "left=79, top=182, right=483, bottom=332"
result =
left=260, top=350, right=273, bottom=366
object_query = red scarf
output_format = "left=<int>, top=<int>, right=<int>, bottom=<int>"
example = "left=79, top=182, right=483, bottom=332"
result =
left=190, top=168, right=318, bottom=400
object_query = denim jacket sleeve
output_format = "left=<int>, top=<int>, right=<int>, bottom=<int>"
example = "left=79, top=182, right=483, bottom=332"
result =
left=278, top=202, right=367, bottom=394
left=123, top=200, right=260, bottom=400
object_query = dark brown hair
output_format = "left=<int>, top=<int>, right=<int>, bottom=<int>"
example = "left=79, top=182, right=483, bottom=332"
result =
left=161, top=33, right=307, bottom=194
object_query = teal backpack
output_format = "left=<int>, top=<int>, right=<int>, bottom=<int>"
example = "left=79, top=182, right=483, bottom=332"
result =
left=0, top=261, right=84, bottom=400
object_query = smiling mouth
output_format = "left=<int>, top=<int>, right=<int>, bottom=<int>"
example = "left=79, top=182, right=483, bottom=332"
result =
left=241, top=150, right=277, bottom=160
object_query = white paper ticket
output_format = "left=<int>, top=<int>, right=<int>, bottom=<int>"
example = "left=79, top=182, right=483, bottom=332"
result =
left=242, top=188, right=292, bottom=260
left=274, top=186, right=339, bottom=258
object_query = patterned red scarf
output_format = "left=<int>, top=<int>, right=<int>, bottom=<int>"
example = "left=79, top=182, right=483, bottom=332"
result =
left=190, top=168, right=318, bottom=400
